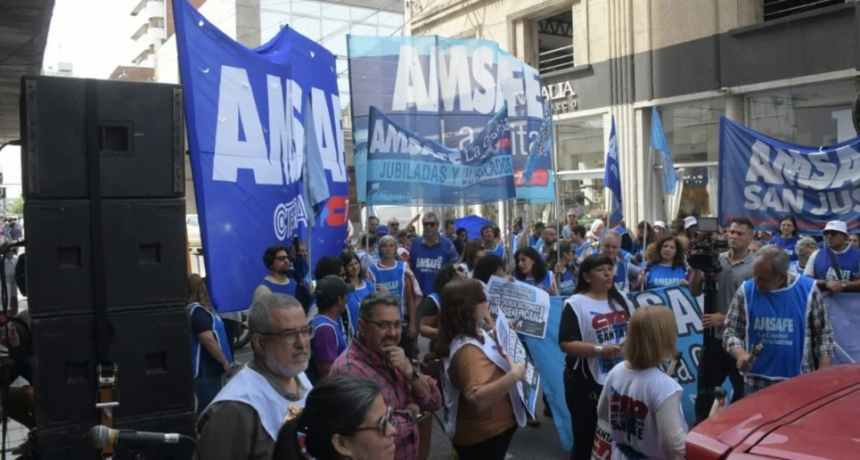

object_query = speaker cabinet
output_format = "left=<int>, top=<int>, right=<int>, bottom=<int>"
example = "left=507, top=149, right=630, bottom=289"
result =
left=19, top=75, right=185, bottom=200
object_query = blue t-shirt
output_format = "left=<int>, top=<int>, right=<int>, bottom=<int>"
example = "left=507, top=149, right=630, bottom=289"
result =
left=485, top=242, right=505, bottom=258
left=769, top=235, right=800, bottom=261
left=557, top=266, right=576, bottom=296
left=260, top=277, right=296, bottom=297
left=644, top=264, right=689, bottom=289
left=409, top=237, right=459, bottom=297
left=346, top=280, right=375, bottom=336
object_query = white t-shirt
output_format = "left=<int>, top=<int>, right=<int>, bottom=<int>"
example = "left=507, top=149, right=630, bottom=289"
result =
left=563, top=294, right=630, bottom=384
left=600, top=364, right=686, bottom=459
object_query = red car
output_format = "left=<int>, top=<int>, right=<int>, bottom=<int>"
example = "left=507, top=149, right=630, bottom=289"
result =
left=687, top=364, right=860, bottom=459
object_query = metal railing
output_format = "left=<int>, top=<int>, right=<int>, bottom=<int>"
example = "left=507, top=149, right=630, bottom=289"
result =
left=539, top=44, right=574, bottom=74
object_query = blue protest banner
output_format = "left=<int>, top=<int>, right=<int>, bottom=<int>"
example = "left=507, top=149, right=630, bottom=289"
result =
left=719, top=116, right=860, bottom=233
left=347, top=35, right=554, bottom=204
left=173, top=0, right=349, bottom=312
left=365, top=105, right=516, bottom=205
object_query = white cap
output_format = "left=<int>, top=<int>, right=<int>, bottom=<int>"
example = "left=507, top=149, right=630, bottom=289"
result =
left=824, top=220, right=848, bottom=235
left=653, top=220, right=667, bottom=230
left=684, top=216, right=698, bottom=230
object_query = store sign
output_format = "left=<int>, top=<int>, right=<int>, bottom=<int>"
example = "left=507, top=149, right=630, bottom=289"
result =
left=541, top=80, right=577, bottom=113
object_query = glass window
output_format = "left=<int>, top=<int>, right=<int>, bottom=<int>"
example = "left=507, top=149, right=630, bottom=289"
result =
left=673, top=166, right=718, bottom=218
left=292, top=0, right=320, bottom=16
left=377, top=12, right=403, bottom=27
left=335, top=57, right=348, bottom=75
left=323, top=4, right=351, bottom=21
left=379, top=26, right=399, bottom=37
left=747, top=80, right=859, bottom=146
left=556, top=116, right=606, bottom=219
left=322, top=20, right=349, bottom=50
left=350, top=23, right=378, bottom=37
left=351, top=6, right=376, bottom=23
left=658, top=100, right=725, bottom=164
left=291, top=16, right=321, bottom=41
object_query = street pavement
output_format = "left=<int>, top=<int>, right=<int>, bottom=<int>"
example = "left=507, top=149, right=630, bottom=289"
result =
left=234, top=335, right=569, bottom=460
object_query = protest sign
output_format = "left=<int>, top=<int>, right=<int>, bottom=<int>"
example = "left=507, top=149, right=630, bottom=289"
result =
left=173, top=0, right=348, bottom=311
left=720, top=116, right=860, bottom=233
left=347, top=35, right=554, bottom=203
left=486, top=275, right=551, bottom=338
left=496, top=309, right=541, bottom=417
left=365, top=105, right=516, bottom=205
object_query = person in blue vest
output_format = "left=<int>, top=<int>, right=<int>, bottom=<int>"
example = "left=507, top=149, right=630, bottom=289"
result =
left=371, top=235, right=418, bottom=360
left=639, top=235, right=690, bottom=290
left=550, top=240, right=577, bottom=297
left=343, top=251, right=377, bottom=337
left=308, top=275, right=353, bottom=384
left=561, top=208, right=579, bottom=240
left=514, top=246, right=557, bottom=295
left=409, top=212, right=459, bottom=299
left=253, top=245, right=298, bottom=302
left=188, top=274, right=234, bottom=417
left=769, top=214, right=801, bottom=262
left=569, top=225, right=595, bottom=267
left=418, top=263, right=461, bottom=353
left=481, top=224, right=505, bottom=259
left=723, top=246, right=834, bottom=394
left=803, top=220, right=860, bottom=364
left=600, top=230, right=641, bottom=295
left=789, top=237, right=818, bottom=276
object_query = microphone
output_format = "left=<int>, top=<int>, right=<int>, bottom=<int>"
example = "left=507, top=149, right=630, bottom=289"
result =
left=87, top=425, right=182, bottom=449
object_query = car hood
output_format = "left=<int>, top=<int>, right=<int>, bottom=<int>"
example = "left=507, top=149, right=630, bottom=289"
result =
left=689, top=365, right=860, bottom=456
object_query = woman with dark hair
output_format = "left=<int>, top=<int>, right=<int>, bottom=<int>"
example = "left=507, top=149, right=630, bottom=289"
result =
left=769, top=214, right=801, bottom=261
left=437, top=279, right=526, bottom=460
left=342, top=251, right=377, bottom=337
left=458, top=239, right=486, bottom=277
left=548, top=240, right=577, bottom=297
left=634, top=221, right=657, bottom=262
left=514, top=247, right=557, bottom=295
left=419, top=264, right=462, bottom=350
left=559, top=254, right=631, bottom=460
left=188, top=274, right=234, bottom=416
left=273, top=374, right=395, bottom=460
left=639, top=235, right=690, bottom=290
left=472, top=255, right=507, bottom=285
left=453, top=227, right=468, bottom=256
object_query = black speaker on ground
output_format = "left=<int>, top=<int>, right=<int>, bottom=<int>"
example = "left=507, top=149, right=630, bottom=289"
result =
left=35, top=411, right=197, bottom=459
left=23, top=199, right=188, bottom=316
left=31, top=306, right=195, bottom=431
left=19, top=75, right=185, bottom=200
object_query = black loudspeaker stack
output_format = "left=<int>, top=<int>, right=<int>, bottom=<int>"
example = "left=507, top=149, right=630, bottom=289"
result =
left=18, top=75, right=195, bottom=459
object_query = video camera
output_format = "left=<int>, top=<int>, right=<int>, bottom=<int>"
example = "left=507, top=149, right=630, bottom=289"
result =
left=687, top=217, right=728, bottom=273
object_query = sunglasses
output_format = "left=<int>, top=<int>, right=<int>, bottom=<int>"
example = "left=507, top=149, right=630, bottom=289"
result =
left=422, top=221, right=438, bottom=227
left=354, top=406, right=394, bottom=437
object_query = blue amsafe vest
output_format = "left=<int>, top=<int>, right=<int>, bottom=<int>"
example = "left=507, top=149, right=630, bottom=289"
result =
left=346, top=280, right=375, bottom=336
left=370, top=261, right=407, bottom=316
left=307, top=315, right=348, bottom=383
left=485, top=242, right=505, bottom=258
left=557, top=266, right=576, bottom=296
left=770, top=235, right=800, bottom=261
left=190, top=303, right=234, bottom=378
left=260, top=277, right=297, bottom=297
left=743, top=276, right=813, bottom=381
left=614, top=260, right=629, bottom=293
left=645, top=264, right=687, bottom=289
left=812, top=246, right=860, bottom=281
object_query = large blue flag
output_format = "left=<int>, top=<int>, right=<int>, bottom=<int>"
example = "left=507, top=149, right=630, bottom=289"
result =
left=604, top=116, right=623, bottom=226
left=522, top=99, right=554, bottom=202
left=173, top=0, right=348, bottom=312
left=347, top=35, right=554, bottom=204
left=651, top=107, right=678, bottom=195
left=366, top=104, right=516, bottom=206
left=719, top=116, right=860, bottom=233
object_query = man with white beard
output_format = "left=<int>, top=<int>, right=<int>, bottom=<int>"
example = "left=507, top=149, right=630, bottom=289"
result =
left=198, top=293, right=314, bottom=460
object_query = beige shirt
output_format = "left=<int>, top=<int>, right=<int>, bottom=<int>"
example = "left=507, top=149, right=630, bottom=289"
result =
left=197, top=360, right=307, bottom=460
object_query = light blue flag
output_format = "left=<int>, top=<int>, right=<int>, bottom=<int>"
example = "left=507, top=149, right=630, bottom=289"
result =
left=604, top=116, right=623, bottom=226
left=523, top=99, right=553, bottom=184
left=302, top=94, right=331, bottom=231
left=651, top=107, right=678, bottom=195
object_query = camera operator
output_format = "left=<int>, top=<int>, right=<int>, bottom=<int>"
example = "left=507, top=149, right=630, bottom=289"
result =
left=689, top=217, right=754, bottom=424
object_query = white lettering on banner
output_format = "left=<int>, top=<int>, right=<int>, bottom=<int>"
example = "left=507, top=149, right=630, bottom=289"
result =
left=745, top=140, right=860, bottom=190
left=273, top=197, right=308, bottom=241
left=213, top=65, right=347, bottom=186
left=744, top=186, right=860, bottom=215
left=369, top=120, right=453, bottom=163
left=391, top=45, right=542, bottom=118
left=631, top=290, right=702, bottom=337
left=331, top=94, right=348, bottom=182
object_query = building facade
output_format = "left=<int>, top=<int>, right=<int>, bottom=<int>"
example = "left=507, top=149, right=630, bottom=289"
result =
left=409, top=0, right=860, bottom=228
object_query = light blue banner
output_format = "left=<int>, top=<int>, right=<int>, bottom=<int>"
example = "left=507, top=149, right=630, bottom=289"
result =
left=366, top=105, right=516, bottom=206
left=348, top=35, right=555, bottom=204
left=720, top=116, right=860, bottom=233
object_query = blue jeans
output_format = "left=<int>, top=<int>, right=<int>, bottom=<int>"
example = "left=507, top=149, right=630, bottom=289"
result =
left=195, top=376, right=224, bottom=417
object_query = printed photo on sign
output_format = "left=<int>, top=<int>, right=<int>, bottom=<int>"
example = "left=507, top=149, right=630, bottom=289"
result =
left=486, top=276, right=551, bottom=338
left=496, top=310, right=541, bottom=417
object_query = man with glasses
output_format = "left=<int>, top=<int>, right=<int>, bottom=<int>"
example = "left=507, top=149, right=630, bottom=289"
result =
left=198, top=293, right=314, bottom=460
left=409, top=212, right=459, bottom=298
left=254, top=245, right=298, bottom=300
left=331, top=292, right=442, bottom=460
left=804, top=220, right=860, bottom=364
left=561, top=208, right=579, bottom=240
left=388, top=218, right=401, bottom=235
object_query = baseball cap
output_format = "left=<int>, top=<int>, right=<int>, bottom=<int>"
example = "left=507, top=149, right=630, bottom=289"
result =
left=683, top=216, right=698, bottom=230
left=653, top=220, right=667, bottom=230
left=314, top=275, right=355, bottom=298
left=823, top=221, right=848, bottom=236
left=376, top=225, right=390, bottom=235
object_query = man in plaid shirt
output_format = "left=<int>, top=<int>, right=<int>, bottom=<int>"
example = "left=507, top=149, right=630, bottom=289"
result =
left=723, top=246, right=834, bottom=395
left=330, top=292, right=442, bottom=460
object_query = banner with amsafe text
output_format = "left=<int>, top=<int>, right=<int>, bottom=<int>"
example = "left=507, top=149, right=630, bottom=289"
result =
left=173, top=0, right=349, bottom=312
left=348, top=35, right=554, bottom=204
left=720, top=116, right=860, bottom=233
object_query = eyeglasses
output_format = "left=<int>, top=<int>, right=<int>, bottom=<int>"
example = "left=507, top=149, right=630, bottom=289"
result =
left=274, top=255, right=290, bottom=262
left=364, top=319, right=401, bottom=331
left=354, top=406, right=394, bottom=437
left=422, top=221, right=437, bottom=227
left=259, top=325, right=315, bottom=343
